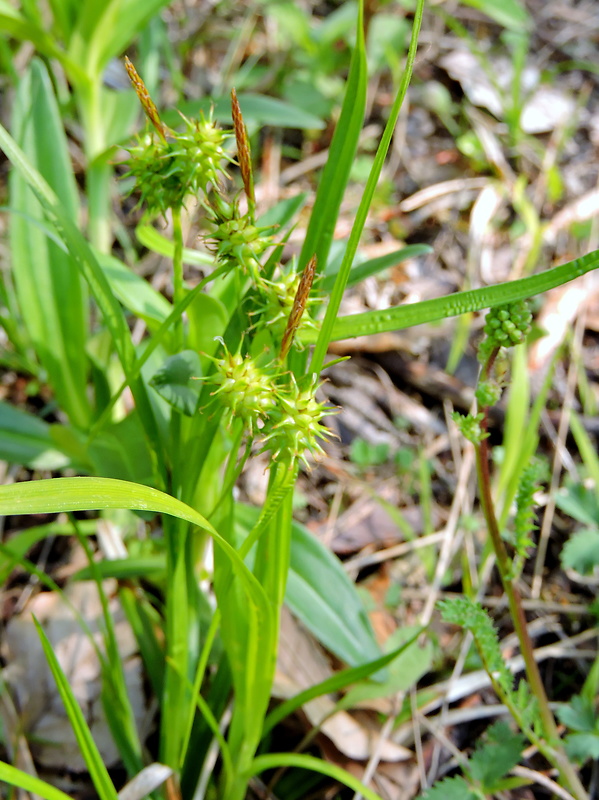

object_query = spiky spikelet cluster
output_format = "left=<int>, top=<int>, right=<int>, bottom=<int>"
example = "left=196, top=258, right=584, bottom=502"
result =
left=205, top=198, right=274, bottom=284
left=260, top=376, right=333, bottom=468
left=209, top=346, right=277, bottom=433
left=123, top=113, right=231, bottom=216
left=451, top=411, right=488, bottom=444
left=206, top=344, right=333, bottom=467
left=253, top=267, right=320, bottom=342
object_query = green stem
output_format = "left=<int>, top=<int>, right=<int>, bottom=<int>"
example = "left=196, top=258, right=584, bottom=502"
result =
left=475, top=407, right=588, bottom=800
left=172, top=206, right=185, bottom=349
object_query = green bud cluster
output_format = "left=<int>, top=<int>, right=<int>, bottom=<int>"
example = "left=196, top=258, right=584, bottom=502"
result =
left=451, top=411, right=488, bottom=444
left=475, top=379, right=502, bottom=408
left=484, top=300, right=532, bottom=346
left=123, top=113, right=231, bottom=216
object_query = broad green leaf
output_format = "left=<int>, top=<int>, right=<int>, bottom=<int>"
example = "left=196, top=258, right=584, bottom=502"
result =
left=67, top=0, right=173, bottom=78
left=419, top=775, right=477, bottom=800
left=341, top=626, right=433, bottom=707
left=10, top=59, right=91, bottom=428
left=0, top=401, right=70, bottom=470
left=565, top=732, right=599, bottom=763
left=305, top=250, right=599, bottom=344
left=173, top=93, right=325, bottom=131
left=469, top=721, right=524, bottom=790
left=298, top=0, right=367, bottom=274
left=561, top=529, right=599, bottom=575
left=555, top=480, right=599, bottom=527
left=262, top=628, right=422, bottom=737
left=557, top=695, right=596, bottom=733
left=186, top=293, right=228, bottom=364
left=149, top=350, right=203, bottom=416
left=459, top=0, right=532, bottom=31
left=236, top=503, right=381, bottom=668
left=0, top=761, right=74, bottom=800
left=34, top=619, right=119, bottom=800
left=97, top=251, right=172, bottom=329
left=135, top=223, right=214, bottom=267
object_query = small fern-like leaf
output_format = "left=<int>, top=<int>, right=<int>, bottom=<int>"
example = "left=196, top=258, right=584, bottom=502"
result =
left=419, top=775, right=478, bottom=800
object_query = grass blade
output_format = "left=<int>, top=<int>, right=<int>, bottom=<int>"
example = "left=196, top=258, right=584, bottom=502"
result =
left=33, top=617, right=119, bottom=800
left=0, top=761, right=75, bottom=800
left=310, top=0, right=426, bottom=373
left=303, top=249, right=599, bottom=343
left=298, top=0, right=367, bottom=273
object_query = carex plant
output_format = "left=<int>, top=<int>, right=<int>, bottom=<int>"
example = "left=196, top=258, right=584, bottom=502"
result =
left=119, top=61, right=338, bottom=797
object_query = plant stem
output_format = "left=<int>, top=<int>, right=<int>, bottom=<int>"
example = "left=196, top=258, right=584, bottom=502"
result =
left=475, top=403, right=588, bottom=800
left=171, top=205, right=185, bottom=349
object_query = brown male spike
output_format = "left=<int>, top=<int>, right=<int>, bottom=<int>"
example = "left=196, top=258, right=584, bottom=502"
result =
left=230, top=88, right=255, bottom=216
left=280, top=255, right=317, bottom=360
left=124, top=56, right=168, bottom=143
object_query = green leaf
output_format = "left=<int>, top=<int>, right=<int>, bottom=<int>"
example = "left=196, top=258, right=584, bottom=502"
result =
left=564, top=732, right=599, bottom=763
left=561, top=529, right=599, bottom=575
left=306, top=250, right=599, bottom=344
left=555, top=480, right=599, bottom=527
left=249, top=753, right=383, bottom=800
left=0, top=400, right=70, bottom=470
left=286, top=514, right=381, bottom=667
left=135, top=223, right=214, bottom=267
left=149, top=350, right=203, bottom=416
left=341, top=626, right=433, bottom=707
left=469, top=721, right=524, bottom=790
left=310, top=0, right=425, bottom=372
left=10, top=59, right=91, bottom=428
left=33, top=618, right=119, bottom=800
left=0, top=761, right=74, bottom=800
left=262, top=628, right=422, bottom=737
left=321, top=244, right=432, bottom=292
left=557, top=695, right=597, bottom=732
left=235, top=503, right=381, bottom=667
left=97, top=251, right=172, bottom=329
left=173, top=93, right=325, bottom=131
left=459, top=0, right=532, bottom=31
left=419, top=775, right=477, bottom=800
left=298, top=0, right=367, bottom=273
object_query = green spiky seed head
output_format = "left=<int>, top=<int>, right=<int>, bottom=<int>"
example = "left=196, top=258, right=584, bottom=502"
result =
left=209, top=347, right=276, bottom=431
left=207, top=201, right=274, bottom=281
left=261, top=377, right=333, bottom=468
left=123, top=113, right=231, bottom=215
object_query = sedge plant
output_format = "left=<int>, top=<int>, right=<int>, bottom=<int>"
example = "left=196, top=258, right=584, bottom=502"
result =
left=1, top=1, right=599, bottom=799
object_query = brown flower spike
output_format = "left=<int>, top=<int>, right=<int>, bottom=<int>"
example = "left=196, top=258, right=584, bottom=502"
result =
left=231, top=88, right=255, bottom=214
left=124, top=56, right=168, bottom=142
left=280, top=255, right=317, bottom=360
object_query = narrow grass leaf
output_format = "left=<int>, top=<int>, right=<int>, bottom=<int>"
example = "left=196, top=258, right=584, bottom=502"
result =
left=0, top=761, right=74, bottom=800
left=33, top=618, right=119, bottom=800
left=321, top=244, right=433, bottom=292
left=310, top=0, right=425, bottom=372
left=248, top=753, right=383, bottom=800
left=262, top=628, right=422, bottom=736
left=298, top=0, right=367, bottom=273
left=305, top=250, right=599, bottom=344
